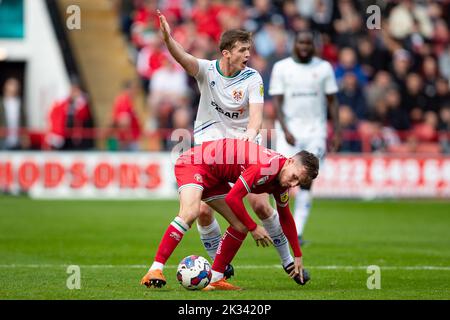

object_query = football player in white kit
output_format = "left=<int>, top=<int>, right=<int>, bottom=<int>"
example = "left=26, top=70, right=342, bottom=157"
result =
left=157, top=11, right=307, bottom=284
left=269, top=30, right=341, bottom=243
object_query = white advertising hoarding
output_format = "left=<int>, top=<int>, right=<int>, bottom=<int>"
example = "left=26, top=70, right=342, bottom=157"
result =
left=1, top=152, right=449, bottom=199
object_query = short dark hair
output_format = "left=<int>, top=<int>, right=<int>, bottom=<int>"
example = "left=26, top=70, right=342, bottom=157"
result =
left=295, top=30, right=314, bottom=42
left=294, top=150, right=319, bottom=180
left=219, top=29, right=252, bottom=52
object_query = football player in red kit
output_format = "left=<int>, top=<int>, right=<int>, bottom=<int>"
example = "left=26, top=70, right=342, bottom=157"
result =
left=140, top=138, right=319, bottom=290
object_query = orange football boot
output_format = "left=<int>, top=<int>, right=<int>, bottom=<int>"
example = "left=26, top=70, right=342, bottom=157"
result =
left=202, top=278, right=242, bottom=291
left=140, top=269, right=166, bottom=288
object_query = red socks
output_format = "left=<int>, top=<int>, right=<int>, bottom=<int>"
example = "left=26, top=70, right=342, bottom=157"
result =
left=212, top=226, right=247, bottom=273
left=154, top=217, right=190, bottom=264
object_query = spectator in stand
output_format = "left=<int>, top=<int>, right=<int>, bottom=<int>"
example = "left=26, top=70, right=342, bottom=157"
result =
left=149, top=55, right=190, bottom=131
left=338, top=104, right=361, bottom=152
left=136, top=35, right=169, bottom=94
left=337, top=72, right=368, bottom=120
left=217, top=0, right=245, bottom=31
left=402, top=72, right=427, bottom=125
left=116, top=0, right=450, bottom=154
left=190, top=0, right=223, bottom=42
left=244, top=0, right=275, bottom=33
left=365, top=71, right=394, bottom=111
left=422, top=55, right=440, bottom=111
left=149, top=55, right=189, bottom=108
left=332, top=0, right=364, bottom=48
left=335, top=47, right=368, bottom=87
left=310, top=0, right=334, bottom=35
left=438, top=45, right=450, bottom=80
left=390, top=49, right=413, bottom=93
left=290, top=14, right=311, bottom=34
left=356, top=36, right=390, bottom=80
left=434, top=77, right=450, bottom=111
left=412, top=110, right=439, bottom=145
left=279, top=0, right=300, bottom=31
left=131, top=0, right=160, bottom=49
left=385, top=87, right=411, bottom=134
left=111, top=80, right=142, bottom=151
left=318, top=33, right=339, bottom=66
left=164, top=106, right=193, bottom=151
left=438, top=105, right=450, bottom=154
left=387, top=0, right=433, bottom=41
left=46, top=77, right=94, bottom=151
left=431, top=18, right=449, bottom=56
left=0, top=78, right=27, bottom=150
left=365, top=98, right=401, bottom=153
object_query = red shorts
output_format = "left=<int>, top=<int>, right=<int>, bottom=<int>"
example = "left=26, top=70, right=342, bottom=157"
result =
left=175, top=155, right=231, bottom=202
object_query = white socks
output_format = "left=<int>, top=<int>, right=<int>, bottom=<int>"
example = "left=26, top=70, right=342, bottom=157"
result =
left=150, top=261, right=164, bottom=271
left=197, top=211, right=296, bottom=269
left=261, top=209, right=294, bottom=268
left=294, top=189, right=312, bottom=237
left=197, top=218, right=222, bottom=262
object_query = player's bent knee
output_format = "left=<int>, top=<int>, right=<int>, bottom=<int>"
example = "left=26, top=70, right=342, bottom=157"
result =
left=198, top=203, right=214, bottom=226
left=252, top=202, right=273, bottom=220
left=177, top=210, right=199, bottom=227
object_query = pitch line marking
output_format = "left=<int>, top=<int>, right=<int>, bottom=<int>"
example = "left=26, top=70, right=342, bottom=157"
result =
left=0, top=264, right=449, bottom=271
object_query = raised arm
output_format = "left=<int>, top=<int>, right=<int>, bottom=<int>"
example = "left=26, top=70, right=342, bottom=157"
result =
left=157, top=10, right=199, bottom=77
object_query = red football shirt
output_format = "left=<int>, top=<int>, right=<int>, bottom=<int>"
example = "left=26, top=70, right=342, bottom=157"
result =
left=180, top=139, right=301, bottom=257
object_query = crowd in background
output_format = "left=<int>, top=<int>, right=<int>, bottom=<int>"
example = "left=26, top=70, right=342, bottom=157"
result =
left=1, top=0, right=450, bottom=153
left=110, top=0, right=450, bottom=153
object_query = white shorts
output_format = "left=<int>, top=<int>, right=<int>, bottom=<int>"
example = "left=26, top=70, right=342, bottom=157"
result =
left=275, top=129, right=326, bottom=161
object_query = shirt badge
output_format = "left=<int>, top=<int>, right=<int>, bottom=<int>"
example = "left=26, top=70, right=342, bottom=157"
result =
left=280, top=190, right=289, bottom=203
left=194, top=174, right=203, bottom=183
left=232, top=89, right=243, bottom=102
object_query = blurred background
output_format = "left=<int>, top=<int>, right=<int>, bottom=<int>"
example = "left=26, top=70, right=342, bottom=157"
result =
left=0, top=0, right=449, bottom=199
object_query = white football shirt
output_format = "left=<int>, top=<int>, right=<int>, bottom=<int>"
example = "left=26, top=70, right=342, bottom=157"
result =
left=193, top=59, right=264, bottom=144
left=269, top=56, right=338, bottom=140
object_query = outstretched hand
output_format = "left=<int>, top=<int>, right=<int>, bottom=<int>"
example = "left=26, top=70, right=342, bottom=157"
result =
left=250, top=225, right=273, bottom=247
left=289, top=257, right=305, bottom=284
left=157, top=10, right=171, bottom=42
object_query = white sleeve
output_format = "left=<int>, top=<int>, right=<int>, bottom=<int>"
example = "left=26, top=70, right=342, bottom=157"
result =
left=248, top=72, right=264, bottom=104
left=268, top=62, right=284, bottom=96
left=323, top=62, right=338, bottom=95
left=194, top=59, right=211, bottom=82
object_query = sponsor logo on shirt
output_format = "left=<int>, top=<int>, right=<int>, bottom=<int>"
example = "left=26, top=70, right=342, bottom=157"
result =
left=259, top=83, right=264, bottom=97
left=280, top=190, right=289, bottom=203
left=210, top=81, right=216, bottom=88
left=211, top=101, right=242, bottom=119
left=292, top=91, right=318, bottom=97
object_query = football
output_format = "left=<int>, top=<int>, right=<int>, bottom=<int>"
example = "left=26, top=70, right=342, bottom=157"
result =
left=176, top=255, right=212, bottom=290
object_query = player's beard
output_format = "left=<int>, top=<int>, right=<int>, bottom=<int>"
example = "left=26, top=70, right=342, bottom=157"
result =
left=297, top=53, right=312, bottom=64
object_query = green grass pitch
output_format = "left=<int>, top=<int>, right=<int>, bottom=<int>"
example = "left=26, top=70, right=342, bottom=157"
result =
left=0, top=196, right=449, bottom=299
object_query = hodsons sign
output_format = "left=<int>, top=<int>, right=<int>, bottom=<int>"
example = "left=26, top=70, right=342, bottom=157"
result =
left=0, top=152, right=449, bottom=199
left=0, top=152, right=177, bottom=199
